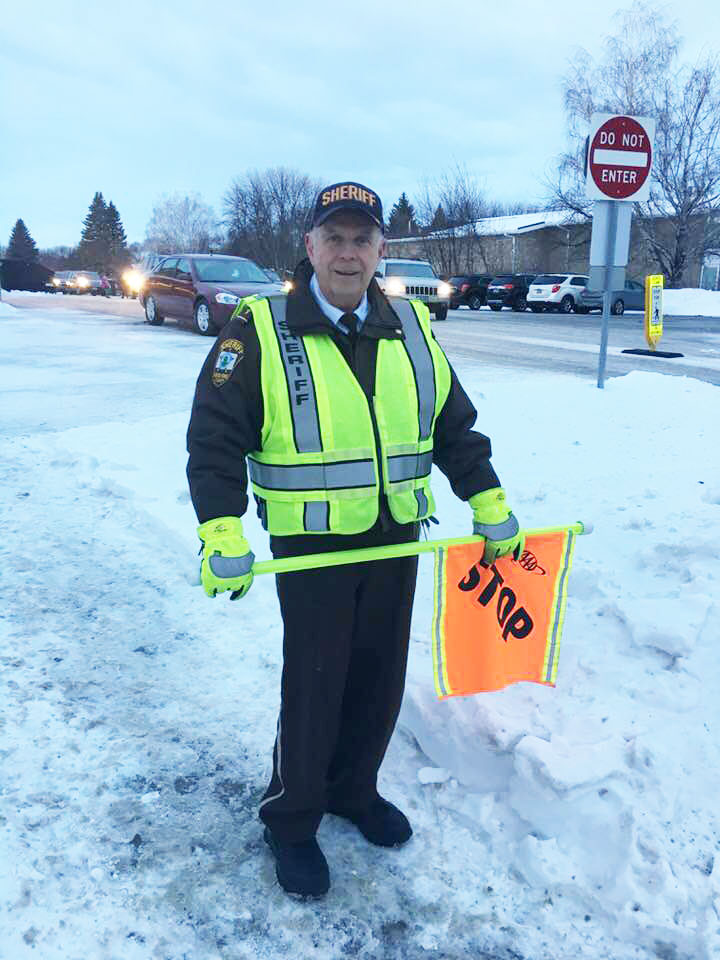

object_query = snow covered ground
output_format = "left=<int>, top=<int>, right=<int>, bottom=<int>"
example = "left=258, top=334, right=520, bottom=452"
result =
left=1, top=302, right=719, bottom=960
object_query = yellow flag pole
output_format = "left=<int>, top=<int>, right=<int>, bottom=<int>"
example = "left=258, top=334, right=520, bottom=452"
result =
left=251, top=521, right=592, bottom=577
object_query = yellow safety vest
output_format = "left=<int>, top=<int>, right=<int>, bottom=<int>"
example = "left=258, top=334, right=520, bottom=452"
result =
left=242, top=294, right=451, bottom=535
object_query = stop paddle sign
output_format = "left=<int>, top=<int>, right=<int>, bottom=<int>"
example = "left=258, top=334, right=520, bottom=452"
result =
left=586, top=114, right=655, bottom=202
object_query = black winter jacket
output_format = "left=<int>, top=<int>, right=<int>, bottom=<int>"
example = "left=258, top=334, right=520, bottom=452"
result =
left=186, top=261, right=500, bottom=555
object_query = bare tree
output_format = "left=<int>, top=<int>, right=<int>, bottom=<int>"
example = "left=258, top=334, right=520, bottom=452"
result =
left=550, top=2, right=720, bottom=286
left=415, top=164, right=493, bottom=276
left=144, top=193, right=220, bottom=253
left=223, top=168, right=321, bottom=272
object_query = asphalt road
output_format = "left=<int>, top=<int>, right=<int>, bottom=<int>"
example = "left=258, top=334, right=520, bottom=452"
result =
left=6, top=293, right=720, bottom=386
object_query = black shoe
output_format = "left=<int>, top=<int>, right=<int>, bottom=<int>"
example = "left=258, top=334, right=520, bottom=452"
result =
left=263, top=827, right=330, bottom=898
left=329, top=796, right=412, bottom=847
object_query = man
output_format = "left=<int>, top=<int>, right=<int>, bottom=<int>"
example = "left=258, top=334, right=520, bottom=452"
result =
left=186, top=181, right=523, bottom=898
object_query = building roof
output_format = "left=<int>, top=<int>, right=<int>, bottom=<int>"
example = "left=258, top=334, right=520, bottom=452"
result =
left=388, top=209, right=582, bottom=244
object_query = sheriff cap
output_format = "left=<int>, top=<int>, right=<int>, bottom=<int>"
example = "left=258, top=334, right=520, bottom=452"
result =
left=310, top=181, right=384, bottom=231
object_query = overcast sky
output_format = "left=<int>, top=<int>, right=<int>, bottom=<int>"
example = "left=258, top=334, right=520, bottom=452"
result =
left=2, top=0, right=719, bottom=250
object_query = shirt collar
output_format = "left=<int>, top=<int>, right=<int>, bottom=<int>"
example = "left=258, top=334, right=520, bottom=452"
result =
left=310, top=273, right=368, bottom=333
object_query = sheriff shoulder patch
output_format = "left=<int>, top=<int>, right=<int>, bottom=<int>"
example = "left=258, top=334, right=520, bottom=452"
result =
left=212, top=338, right=244, bottom=387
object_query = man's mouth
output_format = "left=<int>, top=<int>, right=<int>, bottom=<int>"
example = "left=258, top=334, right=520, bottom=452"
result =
left=334, top=269, right=360, bottom=278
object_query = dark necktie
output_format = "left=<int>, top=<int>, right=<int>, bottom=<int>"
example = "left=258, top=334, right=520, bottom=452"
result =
left=340, top=312, right=359, bottom=337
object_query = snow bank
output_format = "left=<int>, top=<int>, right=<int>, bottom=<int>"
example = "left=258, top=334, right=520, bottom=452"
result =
left=0, top=300, right=18, bottom=315
left=664, top=288, right=720, bottom=317
left=402, top=370, right=720, bottom=960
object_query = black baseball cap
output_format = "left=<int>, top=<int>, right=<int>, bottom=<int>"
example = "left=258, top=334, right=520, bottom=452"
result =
left=310, top=181, right=384, bottom=231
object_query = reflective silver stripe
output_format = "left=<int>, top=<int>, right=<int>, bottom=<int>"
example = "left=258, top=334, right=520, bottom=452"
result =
left=208, top=552, right=254, bottom=577
left=258, top=714, right=285, bottom=811
left=391, top=299, right=436, bottom=441
left=248, top=457, right=375, bottom=491
left=268, top=298, right=322, bottom=454
left=387, top=451, right=433, bottom=483
left=414, top=488, right=428, bottom=518
left=545, top=531, right=575, bottom=683
left=433, top=547, right=449, bottom=697
left=304, top=501, right=330, bottom=531
left=472, top=515, right=519, bottom=540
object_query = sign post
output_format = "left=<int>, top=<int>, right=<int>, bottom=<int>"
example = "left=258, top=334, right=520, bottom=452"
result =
left=586, top=113, right=656, bottom=388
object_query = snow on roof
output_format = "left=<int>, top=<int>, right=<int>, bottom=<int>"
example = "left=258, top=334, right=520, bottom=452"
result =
left=389, top=209, right=583, bottom=244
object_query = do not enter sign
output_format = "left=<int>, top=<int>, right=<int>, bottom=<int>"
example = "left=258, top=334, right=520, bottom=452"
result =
left=586, top=114, right=655, bottom=202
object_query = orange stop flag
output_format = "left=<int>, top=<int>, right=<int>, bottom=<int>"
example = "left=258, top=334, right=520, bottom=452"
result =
left=431, top=530, right=577, bottom=698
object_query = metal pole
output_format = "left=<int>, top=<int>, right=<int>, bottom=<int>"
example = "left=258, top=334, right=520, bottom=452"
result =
left=596, top=202, right=618, bottom=389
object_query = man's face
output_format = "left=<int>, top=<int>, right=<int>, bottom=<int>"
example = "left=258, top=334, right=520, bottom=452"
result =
left=305, top=212, right=385, bottom=312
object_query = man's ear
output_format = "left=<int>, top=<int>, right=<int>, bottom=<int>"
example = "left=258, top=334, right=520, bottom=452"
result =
left=305, top=232, right=314, bottom=260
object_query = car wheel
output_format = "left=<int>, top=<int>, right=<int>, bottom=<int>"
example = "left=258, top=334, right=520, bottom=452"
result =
left=468, top=293, right=483, bottom=311
left=559, top=295, right=574, bottom=314
left=574, top=305, right=589, bottom=314
left=612, top=298, right=625, bottom=316
left=529, top=304, right=543, bottom=313
left=433, top=305, right=448, bottom=322
left=515, top=296, right=527, bottom=311
left=194, top=298, right=215, bottom=335
left=144, top=295, right=164, bottom=326
left=489, top=304, right=502, bottom=311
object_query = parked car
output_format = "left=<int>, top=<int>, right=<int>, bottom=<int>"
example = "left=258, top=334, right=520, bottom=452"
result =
left=447, top=273, right=495, bottom=310
left=577, top=278, right=645, bottom=315
left=374, top=258, right=452, bottom=321
left=485, top=274, right=536, bottom=311
left=141, top=254, right=283, bottom=335
left=527, top=274, right=589, bottom=314
left=48, top=270, right=74, bottom=292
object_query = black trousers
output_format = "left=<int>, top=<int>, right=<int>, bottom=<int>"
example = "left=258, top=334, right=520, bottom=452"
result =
left=259, top=533, right=419, bottom=843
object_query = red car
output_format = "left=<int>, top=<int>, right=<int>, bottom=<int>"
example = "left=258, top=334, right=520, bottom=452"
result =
left=142, top=254, right=283, bottom=335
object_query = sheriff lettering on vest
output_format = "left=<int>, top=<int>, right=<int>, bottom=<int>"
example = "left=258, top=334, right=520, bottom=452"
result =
left=186, top=180, right=523, bottom=898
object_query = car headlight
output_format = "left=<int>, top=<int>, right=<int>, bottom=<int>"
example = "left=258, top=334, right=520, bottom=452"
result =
left=76, top=276, right=89, bottom=288
left=437, top=282, right=452, bottom=299
left=215, top=292, right=240, bottom=305
left=282, top=280, right=293, bottom=293
left=123, top=269, right=145, bottom=293
left=52, top=278, right=60, bottom=286
left=385, top=277, right=406, bottom=296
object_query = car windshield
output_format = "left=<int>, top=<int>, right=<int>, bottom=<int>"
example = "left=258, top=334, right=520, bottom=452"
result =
left=386, top=262, right=437, bottom=279
left=490, top=276, right=513, bottom=284
left=533, top=275, right=566, bottom=284
left=194, top=258, right=269, bottom=283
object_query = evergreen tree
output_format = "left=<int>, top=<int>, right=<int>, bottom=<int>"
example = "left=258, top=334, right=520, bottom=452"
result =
left=6, top=218, right=39, bottom=261
left=387, top=192, right=418, bottom=237
left=430, top=204, right=448, bottom=231
left=105, top=201, right=129, bottom=270
left=77, top=192, right=109, bottom=272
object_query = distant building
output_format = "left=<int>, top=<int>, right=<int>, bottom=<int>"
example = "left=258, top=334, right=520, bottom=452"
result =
left=385, top=209, right=715, bottom=287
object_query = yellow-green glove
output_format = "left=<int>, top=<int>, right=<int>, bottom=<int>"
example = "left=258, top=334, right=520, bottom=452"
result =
left=469, top=488, right=524, bottom=565
left=197, top=516, right=254, bottom=600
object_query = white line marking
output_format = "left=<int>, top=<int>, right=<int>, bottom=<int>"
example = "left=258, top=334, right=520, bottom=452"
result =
left=593, top=149, right=648, bottom=167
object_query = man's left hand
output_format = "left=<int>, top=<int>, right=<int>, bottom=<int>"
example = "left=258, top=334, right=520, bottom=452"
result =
left=469, top=488, right=525, bottom=564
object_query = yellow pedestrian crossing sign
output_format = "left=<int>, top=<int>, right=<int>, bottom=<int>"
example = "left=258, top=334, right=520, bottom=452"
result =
left=645, top=275, right=664, bottom=349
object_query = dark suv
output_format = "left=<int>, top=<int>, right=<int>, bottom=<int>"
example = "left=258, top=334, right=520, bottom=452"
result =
left=448, top=274, right=494, bottom=310
left=485, top=274, right=536, bottom=312
left=142, top=254, right=282, bottom=335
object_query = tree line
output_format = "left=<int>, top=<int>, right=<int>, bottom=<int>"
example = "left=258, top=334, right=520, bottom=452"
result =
left=4, top=192, right=132, bottom=276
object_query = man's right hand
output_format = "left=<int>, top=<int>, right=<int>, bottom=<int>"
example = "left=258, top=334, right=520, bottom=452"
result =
left=197, top=516, right=255, bottom=600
